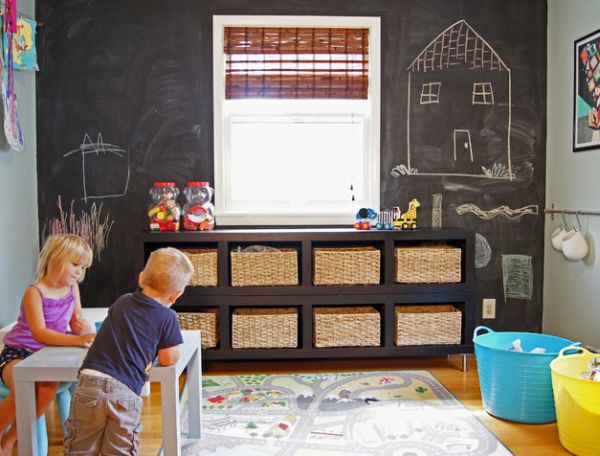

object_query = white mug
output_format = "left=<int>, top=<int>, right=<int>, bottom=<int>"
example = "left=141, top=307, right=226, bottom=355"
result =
left=551, top=227, right=570, bottom=251
left=562, top=230, right=589, bottom=261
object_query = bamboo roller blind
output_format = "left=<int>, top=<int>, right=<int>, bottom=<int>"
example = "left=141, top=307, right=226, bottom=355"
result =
left=224, top=27, right=369, bottom=99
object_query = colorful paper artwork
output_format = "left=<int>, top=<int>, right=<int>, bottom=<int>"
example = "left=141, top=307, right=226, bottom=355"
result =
left=574, top=29, right=600, bottom=151
left=3, top=16, right=39, bottom=71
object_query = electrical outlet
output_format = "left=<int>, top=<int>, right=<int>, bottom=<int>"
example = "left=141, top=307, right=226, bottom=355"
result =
left=482, top=298, right=496, bottom=319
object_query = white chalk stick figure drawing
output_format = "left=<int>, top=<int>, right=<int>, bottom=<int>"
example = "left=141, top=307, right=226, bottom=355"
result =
left=64, top=133, right=129, bottom=203
left=394, top=20, right=514, bottom=180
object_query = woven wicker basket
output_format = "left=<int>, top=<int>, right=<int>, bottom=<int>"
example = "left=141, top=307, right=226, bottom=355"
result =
left=177, top=309, right=219, bottom=348
left=232, top=307, right=298, bottom=348
left=313, top=247, right=380, bottom=285
left=394, top=246, right=461, bottom=283
left=231, top=249, right=298, bottom=286
left=313, top=306, right=381, bottom=347
left=394, top=305, right=461, bottom=346
left=182, top=249, right=218, bottom=287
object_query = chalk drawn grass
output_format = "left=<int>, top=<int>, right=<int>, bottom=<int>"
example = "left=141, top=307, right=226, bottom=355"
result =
left=481, top=163, right=513, bottom=178
left=43, top=196, right=114, bottom=261
left=390, top=164, right=418, bottom=177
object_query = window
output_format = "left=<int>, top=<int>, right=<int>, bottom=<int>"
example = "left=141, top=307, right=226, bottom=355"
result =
left=420, top=82, right=441, bottom=104
left=213, top=16, right=381, bottom=225
left=472, top=82, right=494, bottom=105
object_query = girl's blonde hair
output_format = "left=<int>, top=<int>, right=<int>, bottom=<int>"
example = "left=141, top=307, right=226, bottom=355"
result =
left=142, top=247, right=194, bottom=294
left=35, top=234, right=93, bottom=283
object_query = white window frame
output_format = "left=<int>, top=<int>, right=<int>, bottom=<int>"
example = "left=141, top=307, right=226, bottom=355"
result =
left=472, top=82, right=494, bottom=105
left=213, top=15, right=381, bottom=226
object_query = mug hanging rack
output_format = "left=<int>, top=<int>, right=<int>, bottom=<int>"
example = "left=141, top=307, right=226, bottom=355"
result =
left=544, top=203, right=600, bottom=221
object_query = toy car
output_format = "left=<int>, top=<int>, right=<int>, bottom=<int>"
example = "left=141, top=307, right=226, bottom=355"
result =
left=354, top=207, right=378, bottom=230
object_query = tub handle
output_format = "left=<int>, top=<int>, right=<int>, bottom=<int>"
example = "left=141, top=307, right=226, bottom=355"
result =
left=473, top=326, right=493, bottom=338
left=557, top=345, right=590, bottom=358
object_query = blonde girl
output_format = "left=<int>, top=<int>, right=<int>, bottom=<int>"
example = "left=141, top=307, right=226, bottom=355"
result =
left=0, top=234, right=96, bottom=455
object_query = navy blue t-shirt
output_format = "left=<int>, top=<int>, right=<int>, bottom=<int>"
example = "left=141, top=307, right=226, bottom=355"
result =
left=81, top=291, right=183, bottom=395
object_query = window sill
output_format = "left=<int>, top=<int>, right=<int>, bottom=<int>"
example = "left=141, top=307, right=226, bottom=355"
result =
left=216, top=213, right=356, bottom=227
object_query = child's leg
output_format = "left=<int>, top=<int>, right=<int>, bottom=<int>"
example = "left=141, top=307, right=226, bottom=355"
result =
left=63, top=377, right=108, bottom=455
left=0, top=388, right=15, bottom=439
left=0, top=359, right=20, bottom=452
left=0, top=380, right=59, bottom=453
left=100, top=381, right=143, bottom=455
left=0, top=390, right=16, bottom=456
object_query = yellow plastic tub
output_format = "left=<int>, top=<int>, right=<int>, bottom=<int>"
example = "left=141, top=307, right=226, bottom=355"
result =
left=550, top=347, right=600, bottom=456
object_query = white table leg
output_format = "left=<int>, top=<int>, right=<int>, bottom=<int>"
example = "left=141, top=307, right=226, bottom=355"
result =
left=161, top=380, right=181, bottom=456
left=15, top=380, right=37, bottom=456
left=187, top=348, right=202, bottom=439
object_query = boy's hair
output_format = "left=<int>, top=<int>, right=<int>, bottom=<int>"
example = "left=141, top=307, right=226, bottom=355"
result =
left=142, top=248, right=194, bottom=294
left=36, top=234, right=93, bottom=282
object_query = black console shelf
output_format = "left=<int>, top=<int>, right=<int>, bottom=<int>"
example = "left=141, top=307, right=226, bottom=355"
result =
left=136, top=228, right=475, bottom=361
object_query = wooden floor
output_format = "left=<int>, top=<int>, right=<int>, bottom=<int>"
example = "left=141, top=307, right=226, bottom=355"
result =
left=41, top=355, right=569, bottom=456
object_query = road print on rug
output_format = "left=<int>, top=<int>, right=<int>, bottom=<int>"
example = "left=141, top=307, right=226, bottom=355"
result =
left=180, top=370, right=512, bottom=456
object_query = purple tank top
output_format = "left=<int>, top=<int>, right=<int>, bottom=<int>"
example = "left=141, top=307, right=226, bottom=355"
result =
left=3, top=285, right=76, bottom=351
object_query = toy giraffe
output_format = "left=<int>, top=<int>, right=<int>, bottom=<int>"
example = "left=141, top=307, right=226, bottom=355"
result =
left=395, top=198, right=420, bottom=230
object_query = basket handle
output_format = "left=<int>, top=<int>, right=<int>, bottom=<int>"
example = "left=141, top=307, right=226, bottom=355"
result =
left=473, top=326, right=493, bottom=338
left=557, top=344, right=589, bottom=358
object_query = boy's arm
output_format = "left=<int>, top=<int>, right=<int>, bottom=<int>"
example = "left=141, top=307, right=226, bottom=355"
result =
left=157, top=345, right=180, bottom=366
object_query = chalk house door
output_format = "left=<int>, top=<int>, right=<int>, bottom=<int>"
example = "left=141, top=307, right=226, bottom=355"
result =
left=453, top=129, right=473, bottom=162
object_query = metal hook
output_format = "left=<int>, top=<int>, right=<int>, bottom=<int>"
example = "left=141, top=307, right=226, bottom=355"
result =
left=576, top=211, right=582, bottom=231
left=561, top=210, right=568, bottom=228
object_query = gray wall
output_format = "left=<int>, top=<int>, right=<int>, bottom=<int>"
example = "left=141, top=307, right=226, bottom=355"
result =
left=544, top=0, right=600, bottom=346
left=0, top=0, right=38, bottom=327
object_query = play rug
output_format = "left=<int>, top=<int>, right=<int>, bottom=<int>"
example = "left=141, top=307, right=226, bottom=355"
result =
left=180, top=370, right=512, bottom=456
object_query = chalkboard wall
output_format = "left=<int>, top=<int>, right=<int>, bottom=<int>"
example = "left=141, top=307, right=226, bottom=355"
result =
left=37, top=0, right=547, bottom=332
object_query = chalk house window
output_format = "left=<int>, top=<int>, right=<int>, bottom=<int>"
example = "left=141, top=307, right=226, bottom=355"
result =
left=472, top=82, right=494, bottom=105
left=420, top=82, right=441, bottom=104
left=213, top=16, right=381, bottom=225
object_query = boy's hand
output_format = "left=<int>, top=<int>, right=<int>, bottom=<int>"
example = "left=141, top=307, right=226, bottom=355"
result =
left=77, top=333, right=96, bottom=348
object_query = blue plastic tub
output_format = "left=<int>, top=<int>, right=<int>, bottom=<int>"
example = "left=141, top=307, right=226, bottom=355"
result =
left=473, top=326, right=577, bottom=423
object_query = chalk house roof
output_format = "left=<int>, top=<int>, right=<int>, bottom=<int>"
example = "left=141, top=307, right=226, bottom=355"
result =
left=408, top=20, right=509, bottom=73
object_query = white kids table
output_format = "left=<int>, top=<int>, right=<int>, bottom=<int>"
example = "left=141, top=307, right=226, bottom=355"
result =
left=13, top=329, right=202, bottom=456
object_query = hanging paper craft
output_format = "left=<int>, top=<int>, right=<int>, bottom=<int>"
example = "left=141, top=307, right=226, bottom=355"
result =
left=3, top=0, right=17, bottom=32
left=1, top=0, right=24, bottom=151
left=1, top=79, right=23, bottom=150
left=3, top=16, right=38, bottom=71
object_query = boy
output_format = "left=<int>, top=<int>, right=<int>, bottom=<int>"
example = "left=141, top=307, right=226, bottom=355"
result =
left=64, top=247, right=194, bottom=455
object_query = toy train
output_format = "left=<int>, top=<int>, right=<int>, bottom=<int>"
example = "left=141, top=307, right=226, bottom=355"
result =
left=354, top=199, right=420, bottom=231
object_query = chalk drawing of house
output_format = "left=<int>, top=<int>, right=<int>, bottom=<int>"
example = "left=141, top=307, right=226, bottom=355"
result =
left=403, top=20, right=513, bottom=180
left=64, top=133, right=130, bottom=202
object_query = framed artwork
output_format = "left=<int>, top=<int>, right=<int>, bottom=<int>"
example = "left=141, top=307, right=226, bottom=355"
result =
left=574, top=29, right=600, bottom=151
